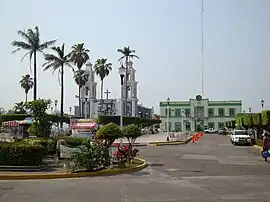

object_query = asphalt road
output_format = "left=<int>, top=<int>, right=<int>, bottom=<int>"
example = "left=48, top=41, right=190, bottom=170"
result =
left=1, top=134, right=270, bottom=202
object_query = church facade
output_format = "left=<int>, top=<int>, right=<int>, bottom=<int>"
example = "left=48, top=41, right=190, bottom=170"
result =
left=74, top=61, right=153, bottom=119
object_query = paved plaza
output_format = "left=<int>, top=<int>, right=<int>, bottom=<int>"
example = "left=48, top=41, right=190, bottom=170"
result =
left=1, top=134, right=270, bottom=201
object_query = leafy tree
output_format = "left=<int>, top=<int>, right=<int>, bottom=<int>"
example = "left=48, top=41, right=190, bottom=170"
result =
left=96, top=122, right=123, bottom=147
left=122, top=124, right=142, bottom=145
left=94, top=58, right=112, bottom=108
left=43, top=44, right=73, bottom=128
left=117, top=46, right=139, bottom=114
left=13, top=102, right=27, bottom=114
left=68, top=43, right=90, bottom=115
left=19, top=74, right=34, bottom=102
left=25, top=99, right=52, bottom=138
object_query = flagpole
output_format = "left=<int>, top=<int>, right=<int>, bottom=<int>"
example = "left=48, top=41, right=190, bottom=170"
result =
left=201, top=0, right=204, bottom=97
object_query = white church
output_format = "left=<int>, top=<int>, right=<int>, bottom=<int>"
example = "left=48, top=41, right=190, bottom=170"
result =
left=73, top=61, right=153, bottom=119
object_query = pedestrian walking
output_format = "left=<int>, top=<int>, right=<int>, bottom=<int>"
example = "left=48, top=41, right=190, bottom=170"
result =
left=262, top=133, right=270, bottom=162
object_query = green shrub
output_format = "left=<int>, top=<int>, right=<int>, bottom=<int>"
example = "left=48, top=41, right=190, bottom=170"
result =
left=261, top=110, right=270, bottom=126
left=242, top=113, right=252, bottom=127
left=122, top=124, right=142, bottom=144
left=69, top=140, right=110, bottom=171
left=53, top=136, right=87, bottom=148
left=252, top=113, right=261, bottom=127
left=21, top=138, right=48, bottom=147
left=0, top=142, right=46, bottom=166
left=47, top=139, right=57, bottom=154
left=236, top=114, right=244, bottom=128
left=27, top=124, right=39, bottom=136
left=96, top=122, right=123, bottom=147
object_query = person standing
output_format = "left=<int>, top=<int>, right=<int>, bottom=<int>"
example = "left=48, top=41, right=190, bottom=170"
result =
left=262, top=133, right=270, bottom=162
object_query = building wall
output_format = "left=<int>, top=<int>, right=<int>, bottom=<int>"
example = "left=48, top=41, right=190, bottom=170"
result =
left=159, top=98, right=242, bottom=131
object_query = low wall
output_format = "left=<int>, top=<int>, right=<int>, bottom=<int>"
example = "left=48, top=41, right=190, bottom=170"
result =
left=169, top=132, right=191, bottom=141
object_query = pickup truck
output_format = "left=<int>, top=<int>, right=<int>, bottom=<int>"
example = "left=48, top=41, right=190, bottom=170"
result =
left=204, top=128, right=218, bottom=134
left=230, top=130, right=252, bottom=146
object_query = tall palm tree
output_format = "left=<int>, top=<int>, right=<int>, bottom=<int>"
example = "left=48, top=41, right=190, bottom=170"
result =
left=74, top=69, right=89, bottom=115
left=94, top=58, right=112, bottom=111
left=11, top=26, right=56, bottom=100
left=117, top=46, right=139, bottom=115
left=43, top=44, right=73, bottom=128
left=68, top=43, right=90, bottom=115
left=13, top=102, right=26, bottom=114
left=20, top=74, right=34, bottom=102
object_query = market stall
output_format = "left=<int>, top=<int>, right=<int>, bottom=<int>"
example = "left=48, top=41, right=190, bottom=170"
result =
left=1, top=118, right=33, bottom=139
left=70, top=118, right=97, bottom=138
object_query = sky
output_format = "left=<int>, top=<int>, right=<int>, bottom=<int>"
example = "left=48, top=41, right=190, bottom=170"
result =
left=0, top=0, right=270, bottom=114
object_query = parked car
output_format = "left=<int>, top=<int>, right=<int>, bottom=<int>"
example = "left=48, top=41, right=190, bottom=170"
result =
left=230, top=130, right=252, bottom=146
left=204, top=128, right=218, bottom=134
left=218, top=128, right=228, bottom=135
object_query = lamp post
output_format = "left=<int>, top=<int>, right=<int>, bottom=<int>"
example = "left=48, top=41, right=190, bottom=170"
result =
left=249, top=107, right=252, bottom=127
left=166, top=97, right=170, bottom=140
left=54, top=100, right=58, bottom=111
left=84, top=97, right=88, bottom=119
left=118, top=65, right=125, bottom=147
left=261, top=99, right=264, bottom=109
left=181, top=109, right=185, bottom=132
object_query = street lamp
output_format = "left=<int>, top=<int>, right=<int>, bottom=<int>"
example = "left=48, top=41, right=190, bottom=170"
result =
left=118, top=65, right=125, bottom=147
left=54, top=100, right=58, bottom=111
left=166, top=97, right=170, bottom=140
left=181, top=109, right=185, bottom=132
left=84, top=97, right=88, bottom=119
left=261, top=99, right=264, bottom=109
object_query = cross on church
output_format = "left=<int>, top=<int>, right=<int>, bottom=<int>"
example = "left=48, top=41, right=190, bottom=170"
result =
left=104, top=89, right=111, bottom=100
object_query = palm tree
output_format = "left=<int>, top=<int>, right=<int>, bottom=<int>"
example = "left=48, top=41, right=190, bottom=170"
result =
left=13, top=102, right=26, bottom=114
left=94, top=58, right=112, bottom=109
left=11, top=26, right=56, bottom=100
left=117, top=46, right=139, bottom=115
left=43, top=44, right=73, bottom=128
left=68, top=43, right=90, bottom=115
left=20, top=74, right=34, bottom=102
left=74, top=69, right=89, bottom=115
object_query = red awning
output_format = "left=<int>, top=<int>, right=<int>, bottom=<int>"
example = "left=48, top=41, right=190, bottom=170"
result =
left=71, top=123, right=96, bottom=129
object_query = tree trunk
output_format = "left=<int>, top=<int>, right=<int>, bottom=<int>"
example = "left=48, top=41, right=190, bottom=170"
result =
left=79, top=86, right=81, bottom=117
left=60, top=64, right=64, bottom=129
left=125, top=56, right=128, bottom=116
left=33, top=51, right=37, bottom=100
left=101, top=79, right=103, bottom=113
left=25, top=92, right=28, bottom=103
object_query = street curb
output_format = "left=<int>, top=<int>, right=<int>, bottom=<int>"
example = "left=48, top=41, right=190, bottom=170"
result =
left=149, top=136, right=193, bottom=146
left=0, top=158, right=148, bottom=180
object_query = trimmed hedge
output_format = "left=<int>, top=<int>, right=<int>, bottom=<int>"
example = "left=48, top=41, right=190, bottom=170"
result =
left=98, top=116, right=161, bottom=127
left=0, top=142, right=46, bottom=166
left=252, top=113, right=261, bottom=127
left=261, top=110, right=270, bottom=126
left=0, top=114, right=70, bottom=124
